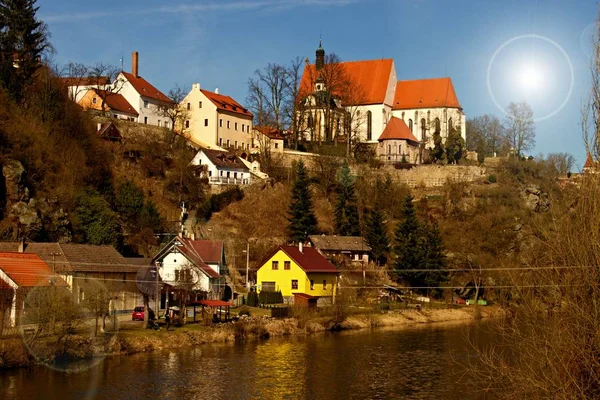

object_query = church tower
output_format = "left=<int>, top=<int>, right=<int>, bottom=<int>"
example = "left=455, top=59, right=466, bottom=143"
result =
left=316, top=40, right=325, bottom=71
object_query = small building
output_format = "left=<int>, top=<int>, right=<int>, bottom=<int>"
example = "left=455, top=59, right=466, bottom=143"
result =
left=251, top=126, right=285, bottom=154
left=0, top=252, right=67, bottom=330
left=190, top=148, right=251, bottom=186
left=256, top=243, right=340, bottom=305
left=376, top=117, right=420, bottom=164
left=584, top=153, right=598, bottom=174
left=78, top=88, right=138, bottom=121
left=181, top=83, right=253, bottom=150
left=152, top=236, right=225, bottom=308
left=96, top=122, right=123, bottom=141
left=61, top=76, right=111, bottom=103
left=308, top=235, right=371, bottom=264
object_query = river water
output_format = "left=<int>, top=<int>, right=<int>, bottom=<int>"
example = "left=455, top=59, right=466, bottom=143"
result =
left=0, top=321, right=496, bottom=399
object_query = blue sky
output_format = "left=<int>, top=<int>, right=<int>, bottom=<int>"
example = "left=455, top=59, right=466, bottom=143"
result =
left=38, top=0, right=596, bottom=168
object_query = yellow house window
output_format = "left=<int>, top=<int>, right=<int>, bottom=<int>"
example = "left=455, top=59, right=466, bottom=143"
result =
left=272, top=261, right=279, bottom=270
left=323, top=280, right=327, bottom=289
left=310, top=280, right=314, bottom=290
left=284, top=261, right=290, bottom=270
left=291, top=280, right=298, bottom=290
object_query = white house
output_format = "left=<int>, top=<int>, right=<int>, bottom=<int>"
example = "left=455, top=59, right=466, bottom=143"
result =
left=181, top=83, right=253, bottom=150
left=152, top=236, right=224, bottom=302
left=251, top=126, right=285, bottom=154
left=190, top=148, right=251, bottom=186
left=116, top=51, right=173, bottom=128
left=62, top=76, right=111, bottom=103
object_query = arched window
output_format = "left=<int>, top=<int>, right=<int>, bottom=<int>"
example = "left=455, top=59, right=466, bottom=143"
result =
left=401, top=111, right=405, bottom=120
left=448, top=117, right=453, bottom=131
left=408, top=119, right=413, bottom=131
left=367, top=111, right=372, bottom=140
left=435, top=117, right=441, bottom=133
left=421, top=118, right=426, bottom=141
left=388, top=144, right=391, bottom=155
left=383, top=110, right=387, bottom=126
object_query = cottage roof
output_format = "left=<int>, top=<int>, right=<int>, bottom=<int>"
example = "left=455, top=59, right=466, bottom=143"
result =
left=0, top=252, right=67, bottom=287
left=254, top=126, right=285, bottom=140
left=61, top=76, right=111, bottom=87
left=97, top=122, right=123, bottom=140
left=182, top=240, right=223, bottom=264
left=201, top=149, right=250, bottom=171
left=0, top=242, right=141, bottom=273
left=393, top=77, right=461, bottom=110
left=201, top=89, right=252, bottom=118
left=120, top=71, right=172, bottom=103
left=377, top=117, right=419, bottom=143
left=299, top=59, right=394, bottom=106
left=92, top=89, right=139, bottom=116
left=154, top=236, right=220, bottom=279
left=308, top=235, right=371, bottom=252
left=263, top=245, right=339, bottom=274
left=584, top=153, right=596, bottom=169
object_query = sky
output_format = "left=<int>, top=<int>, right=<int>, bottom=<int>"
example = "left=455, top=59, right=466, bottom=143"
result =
left=38, top=0, right=597, bottom=169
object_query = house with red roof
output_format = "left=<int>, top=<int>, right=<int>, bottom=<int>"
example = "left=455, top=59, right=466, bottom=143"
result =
left=180, top=82, right=253, bottom=150
left=256, top=243, right=340, bottom=305
left=190, top=148, right=251, bottom=186
left=0, top=252, right=67, bottom=329
left=376, top=117, right=420, bottom=164
left=77, top=88, right=138, bottom=121
left=116, top=51, right=173, bottom=128
left=251, top=126, right=285, bottom=155
left=297, top=42, right=465, bottom=156
left=152, top=236, right=227, bottom=307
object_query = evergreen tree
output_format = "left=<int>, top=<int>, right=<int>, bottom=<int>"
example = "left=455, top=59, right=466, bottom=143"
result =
left=115, top=180, right=144, bottom=223
left=430, top=130, right=445, bottom=163
left=446, top=126, right=465, bottom=164
left=394, top=195, right=425, bottom=286
left=334, top=163, right=360, bottom=236
left=287, top=160, right=317, bottom=242
left=365, top=206, right=389, bottom=265
left=423, top=222, right=448, bottom=295
left=0, top=0, right=49, bottom=100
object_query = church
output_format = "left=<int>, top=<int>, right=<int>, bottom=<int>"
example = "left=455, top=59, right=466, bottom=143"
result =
left=297, top=42, right=466, bottom=163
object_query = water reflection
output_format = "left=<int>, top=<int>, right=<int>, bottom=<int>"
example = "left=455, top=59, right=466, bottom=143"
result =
left=0, top=322, right=495, bottom=400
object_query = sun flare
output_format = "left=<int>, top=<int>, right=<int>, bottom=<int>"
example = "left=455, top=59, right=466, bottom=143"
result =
left=517, top=62, right=545, bottom=93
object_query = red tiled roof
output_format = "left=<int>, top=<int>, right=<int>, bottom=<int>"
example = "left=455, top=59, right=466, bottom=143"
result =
left=189, top=300, right=231, bottom=307
left=299, top=59, right=394, bottom=106
left=120, top=71, right=172, bottom=103
left=0, top=252, right=67, bottom=287
left=393, top=77, right=461, bottom=110
left=201, top=149, right=249, bottom=171
left=184, top=240, right=223, bottom=264
left=61, top=76, right=110, bottom=87
left=275, top=246, right=339, bottom=274
left=93, top=89, right=138, bottom=116
left=178, top=238, right=220, bottom=279
left=201, top=89, right=252, bottom=118
left=584, top=153, right=596, bottom=169
left=97, top=122, right=123, bottom=140
left=254, top=126, right=284, bottom=140
left=378, top=117, right=419, bottom=143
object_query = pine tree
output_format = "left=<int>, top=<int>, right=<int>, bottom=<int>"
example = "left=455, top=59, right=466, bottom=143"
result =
left=287, top=160, right=317, bottom=242
left=334, top=163, right=360, bottom=236
left=430, top=130, right=445, bottom=163
left=446, top=126, right=465, bottom=164
left=365, top=206, right=389, bottom=265
left=0, top=0, right=49, bottom=100
left=394, top=195, right=425, bottom=286
left=423, top=222, right=448, bottom=295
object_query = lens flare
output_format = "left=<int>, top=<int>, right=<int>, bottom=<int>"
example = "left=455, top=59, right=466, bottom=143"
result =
left=517, top=62, right=545, bottom=93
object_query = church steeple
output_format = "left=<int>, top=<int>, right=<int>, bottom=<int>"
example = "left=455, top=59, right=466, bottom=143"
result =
left=316, top=39, right=325, bottom=71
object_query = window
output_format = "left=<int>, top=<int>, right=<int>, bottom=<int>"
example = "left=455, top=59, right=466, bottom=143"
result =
left=388, top=144, right=391, bottom=155
left=187, top=102, right=190, bottom=110
left=227, top=121, right=230, bottom=129
left=291, top=279, right=298, bottom=290
left=323, top=280, right=327, bottom=289
left=144, top=100, right=149, bottom=108
left=92, top=97, right=97, bottom=104
left=367, top=110, right=372, bottom=140
left=226, top=139, right=230, bottom=147
left=262, top=282, right=276, bottom=292
left=234, top=172, right=237, bottom=179
left=227, top=171, right=230, bottom=178
left=219, top=119, right=223, bottom=127
left=421, top=118, right=426, bottom=141
left=284, top=261, right=291, bottom=270
left=235, top=141, right=238, bottom=148
left=408, top=119, right=413, bottom=131
left=272, top=261, right=279, bottom=270
left=274, top=143, right=279, bottom=149
left=435, top=117, right=441, bottom=133
left=144, top=117, right=148, bottom=124
left=185, top=120, right=190, bottom=128
left=310, top=280, right=314, bottom=290
left=241, top=124, right=245, bottom=132
left=204, top=118, right=208, bottom=127
left=235, top=122, right=238, bottom=131
left=219, top=138, right=223, bottom=146
left=448, top=117, right=453, bottom=130
left=199, top=101, right=202, bottom=108
left=402, top=111, right=405, bottom=120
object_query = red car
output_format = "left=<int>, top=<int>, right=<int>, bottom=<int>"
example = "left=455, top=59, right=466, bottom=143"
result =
left=132, top=306, right=145, bottom=321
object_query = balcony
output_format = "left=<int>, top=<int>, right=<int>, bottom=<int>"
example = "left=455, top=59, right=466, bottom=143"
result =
left=208, top=177, right=250, bottom=185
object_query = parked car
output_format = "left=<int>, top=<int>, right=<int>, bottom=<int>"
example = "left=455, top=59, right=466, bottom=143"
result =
left=132, top=306, right=145, bottom=321
left=454, top=297, right=466, bottom=305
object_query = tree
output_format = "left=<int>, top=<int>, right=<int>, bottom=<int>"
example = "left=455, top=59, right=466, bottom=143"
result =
left=445, top=125, right=465, bottom=164
left=505, top=101, right=535, bottom=157
left=334, top=163, right=360, bottom=236
left=75, top=190, right=121, bottom=246
left=287, top=160, right=317, bottom=242
left=0, top=0, right=51, bottom=100
left=545, top=152, right=575, bottom=178
left=422, top=222, right=448, bottom=294
left=285, top=56, right=304, bottom=150
left=430, top=130, right=445, bottom=163
left=394, top=195, right=424, bottom=286
left=115, top=180, right=144, bottom=223
left=247, top=63, right=289, bottom=129
left=466, top=114, right=508, bottom=160
left=156, top=85, right=186, bottom=135
left=365, top=206, right=389, bottom=266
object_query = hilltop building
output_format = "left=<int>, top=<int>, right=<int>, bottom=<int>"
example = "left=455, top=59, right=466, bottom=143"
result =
left=190, top=148, right=252, bottom=186
left=180, top=83, right=253, bottom=150
left=297, top=42, right=466, bottom=160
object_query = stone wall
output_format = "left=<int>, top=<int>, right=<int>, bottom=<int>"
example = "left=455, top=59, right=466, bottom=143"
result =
left=354, top=164, right=488, bottom=188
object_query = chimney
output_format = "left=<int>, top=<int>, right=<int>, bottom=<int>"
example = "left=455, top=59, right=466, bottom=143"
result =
left=299, top=241, right=303, bottom=253
left=132, top=51, right=139, bottom=77
left=18, top=237, right=25, bottom=253
left=215, top=88, right=219, bottom=94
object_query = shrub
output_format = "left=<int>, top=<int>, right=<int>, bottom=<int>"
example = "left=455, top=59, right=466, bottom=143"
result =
left=259, top=290, right=283, bottom=305
left=247, top=291, right=259, bottom=307
left=488, top=174, right=497, bottom=183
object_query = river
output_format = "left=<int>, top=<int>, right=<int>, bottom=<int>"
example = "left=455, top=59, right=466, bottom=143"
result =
left=0, top=321, right=496, bottom=399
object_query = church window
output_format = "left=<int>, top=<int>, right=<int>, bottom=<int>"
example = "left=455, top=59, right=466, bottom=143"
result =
left=448, top=117, right=453, bottom=131
left=383, top=110, right=387, bottom=125
left=388, top=144, right=391, bottom=155
left=435, top=118, right=441, bottom=133
left=401, top=111, right=405, bottom=120
left=367, top=111, right=372, bottom=140
left=408, top=119, right=413, bottom=131
left=421, top=118, right=426, bottom=141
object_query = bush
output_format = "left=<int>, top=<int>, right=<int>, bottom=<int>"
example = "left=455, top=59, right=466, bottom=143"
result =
left=259, top=290, right=283, bottom=305
left=247, top=291, right=259, bottom=307
left=196, top=186, right=244, bottom=222
left=488, top=174, right=497, bottom=183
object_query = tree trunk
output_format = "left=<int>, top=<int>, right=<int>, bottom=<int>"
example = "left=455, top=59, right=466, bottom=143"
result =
left=143, top=294, right=150, bottom=329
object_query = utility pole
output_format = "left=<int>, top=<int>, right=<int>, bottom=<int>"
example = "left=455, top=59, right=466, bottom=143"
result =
left=245, top=241, right=250, bottom=290
left=50, top=252, right=62, bottom=273
left=154, top=261, right=160, bottom=316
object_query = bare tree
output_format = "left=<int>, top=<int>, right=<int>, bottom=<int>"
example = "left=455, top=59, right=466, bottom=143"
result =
left=156, top=85, right=187, bottom=135
left=466, top=114, right=508, bottom=158
left=545, top=152, right=575, bottom=177
left=285, top=56, right=304, bottom=149
left=504, top=101, right=535, bottom=157
left=247, top=63, right=289, bottom=129
left=61, top=62, right=94, bottom=101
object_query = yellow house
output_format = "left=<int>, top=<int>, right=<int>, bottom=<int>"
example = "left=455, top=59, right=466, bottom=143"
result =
left=257, top=244, right=340, bottom=304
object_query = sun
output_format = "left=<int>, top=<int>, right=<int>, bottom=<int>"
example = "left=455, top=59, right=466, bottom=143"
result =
left=517, top=62, right=545, bottom=94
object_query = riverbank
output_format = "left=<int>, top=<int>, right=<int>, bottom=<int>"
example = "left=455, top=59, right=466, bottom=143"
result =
left=0, top=306, right=502, bottom=370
